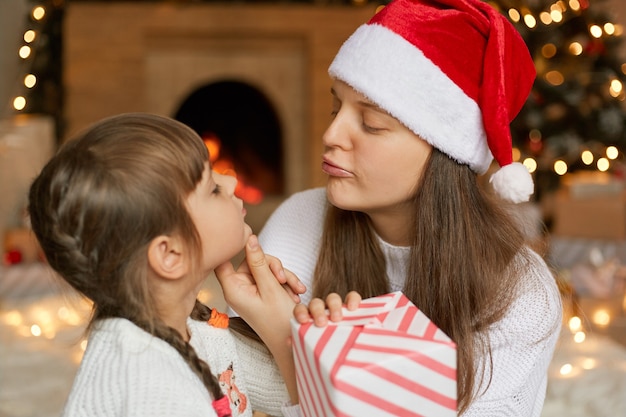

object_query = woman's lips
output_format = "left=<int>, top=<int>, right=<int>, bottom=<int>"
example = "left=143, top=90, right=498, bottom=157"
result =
left=321, top=159, right=352, bottom=177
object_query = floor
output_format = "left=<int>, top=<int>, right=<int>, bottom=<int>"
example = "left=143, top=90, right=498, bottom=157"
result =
left=1, top=258, right=626, bottom=417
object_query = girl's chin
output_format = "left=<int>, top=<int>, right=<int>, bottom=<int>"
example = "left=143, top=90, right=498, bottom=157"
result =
left=243, top=224, right=254, bottom=242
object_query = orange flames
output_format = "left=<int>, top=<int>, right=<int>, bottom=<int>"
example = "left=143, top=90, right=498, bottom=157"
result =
left=203, top=134, right=264, bottom=205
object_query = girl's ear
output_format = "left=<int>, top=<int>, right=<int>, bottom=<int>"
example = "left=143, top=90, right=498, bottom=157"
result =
left=147, top=235, right=188, bottom=280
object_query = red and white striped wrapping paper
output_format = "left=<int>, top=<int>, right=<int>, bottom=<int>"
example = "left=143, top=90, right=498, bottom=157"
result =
left=291, top=291, right=457, bottom=417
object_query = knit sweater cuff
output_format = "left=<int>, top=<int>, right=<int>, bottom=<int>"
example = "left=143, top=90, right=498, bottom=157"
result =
left=280, top=402, right=302, bottom=417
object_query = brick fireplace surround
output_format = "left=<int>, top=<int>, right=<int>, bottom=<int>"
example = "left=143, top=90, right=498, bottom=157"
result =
left=64, top=2, right=376, bottom=228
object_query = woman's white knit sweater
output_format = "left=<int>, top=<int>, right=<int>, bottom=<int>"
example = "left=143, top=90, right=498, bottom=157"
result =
left=258, top=187, right=563, bottom=416
left=61, top=317, right=295, bottom=417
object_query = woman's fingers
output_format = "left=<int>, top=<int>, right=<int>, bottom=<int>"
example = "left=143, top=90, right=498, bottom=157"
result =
left=307, top=297, right=330, bottom=327
left=293, top=303, right=313, bottom=324
left=282, top=282, right=302, bottom=304
left=266, top=254, right=286, bottom=283
left=267, top=255, right=306, bottom=301
left=325, top=293, right=344, bottom=322
left=344, top=291, right=362, bottom=311
left=243, top=235, right=276, bottom=295
left=293, top=292, right=361, bottom=327
left=215, top=235, right=274, bottom=312
left=282, top=267, right=305, bottom=303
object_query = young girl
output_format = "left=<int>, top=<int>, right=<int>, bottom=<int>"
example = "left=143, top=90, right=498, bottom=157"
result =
left=260, top=0, right=562, bottom=415
left=27, top=112, right=304, bottom=417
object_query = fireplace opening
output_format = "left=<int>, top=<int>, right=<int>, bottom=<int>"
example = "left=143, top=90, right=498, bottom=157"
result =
left=174, top=80, right=285, bottom=204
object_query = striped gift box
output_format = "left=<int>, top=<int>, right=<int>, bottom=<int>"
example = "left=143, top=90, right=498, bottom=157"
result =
left=291, top=291, right=457, bottom=417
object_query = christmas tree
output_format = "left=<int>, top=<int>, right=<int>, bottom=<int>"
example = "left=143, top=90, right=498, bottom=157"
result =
left=5, top=0, right=64, bottom=140
left=490, top=0, right=626, bottom=200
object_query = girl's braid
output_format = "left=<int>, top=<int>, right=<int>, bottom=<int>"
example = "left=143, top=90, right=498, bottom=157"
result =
left=136, top=318, right=226, bottom=403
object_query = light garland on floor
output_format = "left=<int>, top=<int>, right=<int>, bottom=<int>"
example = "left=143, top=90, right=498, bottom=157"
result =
left=0, top=292, right=90, bottom=365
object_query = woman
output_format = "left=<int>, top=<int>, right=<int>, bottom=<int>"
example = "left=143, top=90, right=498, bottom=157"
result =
left=260, top=0, right=562, bottom=415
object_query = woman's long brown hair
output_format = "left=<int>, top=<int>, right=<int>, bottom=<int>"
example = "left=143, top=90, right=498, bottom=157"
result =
left=313, top=149, right=530, bottom=413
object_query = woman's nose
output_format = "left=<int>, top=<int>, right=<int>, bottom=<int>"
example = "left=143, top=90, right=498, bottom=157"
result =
left=322, top=111, right=349, bottom=150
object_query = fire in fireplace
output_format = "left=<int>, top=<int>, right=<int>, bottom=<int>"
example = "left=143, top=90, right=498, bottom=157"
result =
left=174, top=80, right=285, bottom=205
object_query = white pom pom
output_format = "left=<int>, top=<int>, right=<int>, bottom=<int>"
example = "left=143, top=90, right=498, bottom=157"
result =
left=489, top=162, right=534, bottom=203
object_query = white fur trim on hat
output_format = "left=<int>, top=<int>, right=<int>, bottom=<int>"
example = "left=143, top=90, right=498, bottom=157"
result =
left=329, top=23, right=493, bottom=174
left=489, top=162, right=534, bottom=203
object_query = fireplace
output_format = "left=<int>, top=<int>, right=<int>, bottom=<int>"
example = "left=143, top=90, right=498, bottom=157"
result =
left=64, top=2, right=376, bottom=230
left=143, top=29, right=305, bottom=205
left=174, top=80, right=285, bottom=203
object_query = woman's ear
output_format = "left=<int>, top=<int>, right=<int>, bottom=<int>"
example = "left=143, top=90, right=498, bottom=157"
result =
left=147, top=235, right=188, bottom=280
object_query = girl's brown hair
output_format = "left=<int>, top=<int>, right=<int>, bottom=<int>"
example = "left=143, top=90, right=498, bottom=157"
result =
left=28, top=113, right=228, bottom=409
left=313, top=149, right=532, bottom=413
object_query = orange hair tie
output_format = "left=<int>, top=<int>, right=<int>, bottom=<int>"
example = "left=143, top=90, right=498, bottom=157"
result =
left=208, top=308, right=229, bottom=329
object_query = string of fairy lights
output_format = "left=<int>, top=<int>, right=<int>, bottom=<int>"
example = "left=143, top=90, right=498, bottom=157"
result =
left=495, top=0, right=626, bottom=178
left=10, top=3, right=47, bottom=115
left=7, top=0, right=626, bottom=179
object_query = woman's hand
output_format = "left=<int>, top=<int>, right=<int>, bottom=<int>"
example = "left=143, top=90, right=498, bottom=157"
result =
left=232, top=248, right=306, bottom=305
left=214, top=235, right=302, bottom=339
left=214, top=234, right=303, bottom=404
left=293, top=291, right=362, bottom=327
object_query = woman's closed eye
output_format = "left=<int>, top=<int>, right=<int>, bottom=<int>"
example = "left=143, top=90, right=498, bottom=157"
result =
left=361, top=114, right=388, bottom=133
left=362, top=121, right=384, bottom=133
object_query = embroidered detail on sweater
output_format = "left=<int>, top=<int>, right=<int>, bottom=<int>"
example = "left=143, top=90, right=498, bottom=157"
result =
left=219, top=362, right=248, bottom=414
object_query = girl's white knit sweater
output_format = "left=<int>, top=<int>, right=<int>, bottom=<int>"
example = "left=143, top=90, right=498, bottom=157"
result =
left=61, top=317, right=297, bottom=417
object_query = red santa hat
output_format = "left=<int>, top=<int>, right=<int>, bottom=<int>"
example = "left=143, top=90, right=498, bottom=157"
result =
left=328, top=0, right=536, bottom=203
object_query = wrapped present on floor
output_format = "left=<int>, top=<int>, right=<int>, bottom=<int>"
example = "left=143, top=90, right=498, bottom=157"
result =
left=291, top=291, right=457, bottom=417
